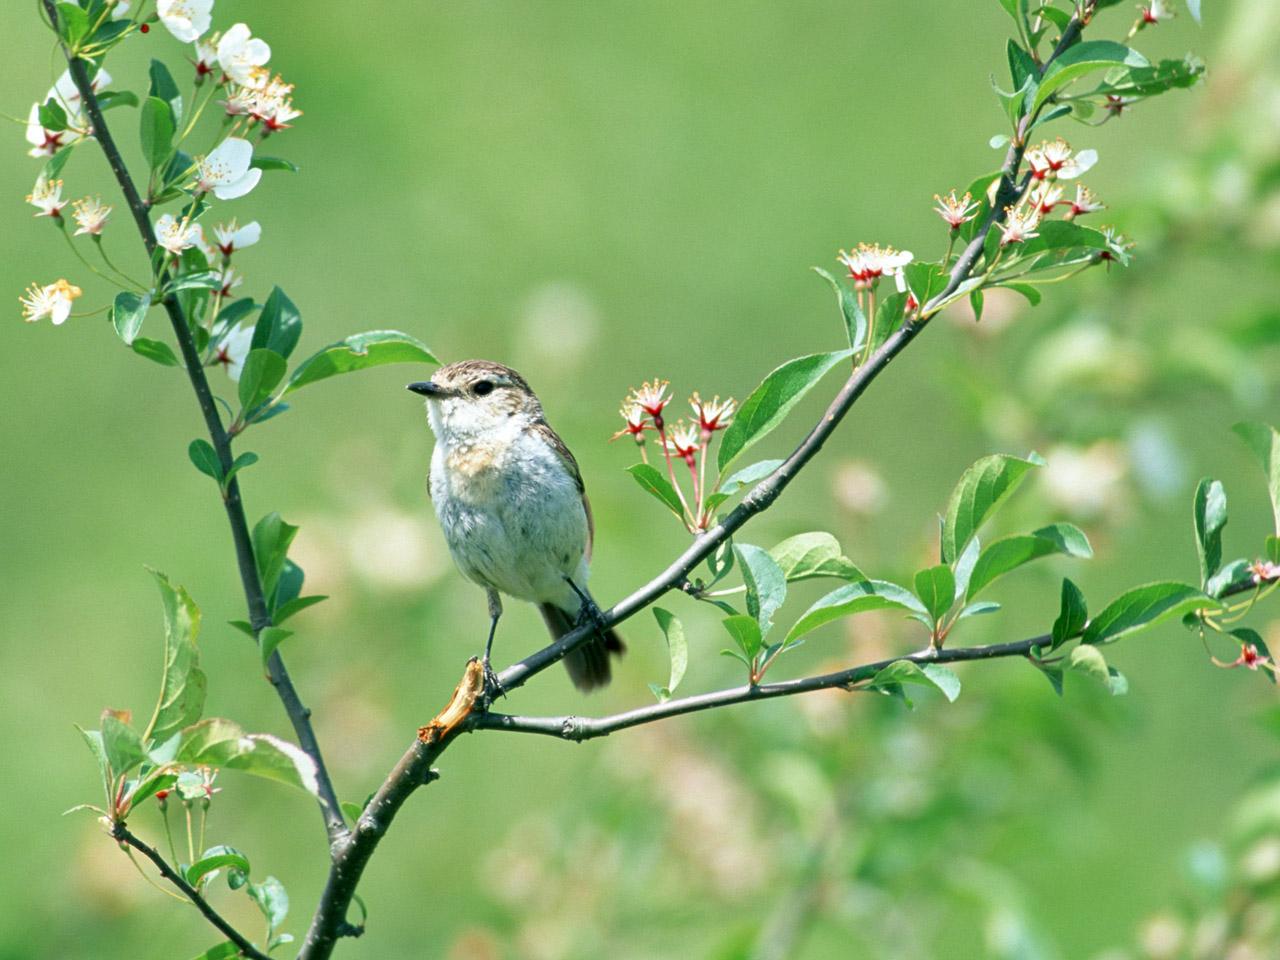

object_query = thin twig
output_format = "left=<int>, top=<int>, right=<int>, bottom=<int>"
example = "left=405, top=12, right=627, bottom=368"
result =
left=44, top=0, right=348, bottom=848
left=114, top=823, right=270, bottom=960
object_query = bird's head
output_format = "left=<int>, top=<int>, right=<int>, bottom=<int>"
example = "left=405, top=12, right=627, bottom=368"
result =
left=408, top=359, right=543, bottom=440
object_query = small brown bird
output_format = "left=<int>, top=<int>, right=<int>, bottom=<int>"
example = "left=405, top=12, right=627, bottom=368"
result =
left=408, top=360, right=624, bottom=692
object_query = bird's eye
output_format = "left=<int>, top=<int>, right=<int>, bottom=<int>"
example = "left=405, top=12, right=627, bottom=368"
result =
left=472, top=380, right=495, bottom=397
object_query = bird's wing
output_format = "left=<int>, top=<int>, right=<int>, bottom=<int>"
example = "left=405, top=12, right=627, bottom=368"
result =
left=531, top=418, right=593, bottom=561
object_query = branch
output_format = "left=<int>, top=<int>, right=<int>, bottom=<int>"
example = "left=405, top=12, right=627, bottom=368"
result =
left=44, top=3, right=347, bottom=847
left=113, top=824, right=270, bottom=960
left=494, top=10, right=1088, bottom=696
left=475, top=637, right=1047, bottom=740
left=480, top=572, right=1263, bottom=740
left=297, top=14, right=1105, bottom=955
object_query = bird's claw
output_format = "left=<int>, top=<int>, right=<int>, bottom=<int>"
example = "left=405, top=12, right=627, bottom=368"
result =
left=571, top=591, right=608, bottom=639
left=479, top=658, right=504, bottom=709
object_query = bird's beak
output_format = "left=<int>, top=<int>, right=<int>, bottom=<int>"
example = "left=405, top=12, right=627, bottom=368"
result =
left=407, top=381, right=446, bottom=397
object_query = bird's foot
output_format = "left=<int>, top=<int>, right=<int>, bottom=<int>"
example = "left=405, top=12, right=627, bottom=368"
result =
left=479, top=656, right=505, bottom=710
left=566, top=579, right=608, bottom=639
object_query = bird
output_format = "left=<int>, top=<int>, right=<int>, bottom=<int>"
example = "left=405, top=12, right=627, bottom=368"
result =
left=408, top=360, right=625, bottom=694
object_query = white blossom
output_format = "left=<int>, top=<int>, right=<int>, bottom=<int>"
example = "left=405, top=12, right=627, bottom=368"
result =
left=997, top=205, right=1041, bottom=245
left=72, top=197, right=113, bottom=236
left=19, top=278, right=82, bottom=325
left=194, top=138, right=262, bottom=200
left=837, top=243, right=913, bottom=289
left=156, top=0, right=213, bottom=43
left=217, top=266, right=244, bottom=297
left=217, top=23, right=271, bottom=88
left=1067, top=184, right=1105, bottom=218
left=155, top=213, right=204, bottom=255
left=24, top=68, right=110, bottom=158
left=1027, top=138, right=1098, bottom=181
left=213, top=220, right=261, bottom=256
left=26, top=177, right=67, bottom=218
left=214, top=323, right=254, bottom=380
left=194, top=34, right=219, bottom=77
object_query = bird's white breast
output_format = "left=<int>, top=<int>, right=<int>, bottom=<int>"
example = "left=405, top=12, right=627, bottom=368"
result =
left=429, top=424, right=588, bottom=610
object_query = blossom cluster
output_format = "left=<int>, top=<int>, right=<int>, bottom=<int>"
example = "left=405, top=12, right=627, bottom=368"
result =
left=613, top=380, right=737, bottom=532
left=997, top=138, right=1105, bottom=246
left=17, top=0, right=296, bottom=393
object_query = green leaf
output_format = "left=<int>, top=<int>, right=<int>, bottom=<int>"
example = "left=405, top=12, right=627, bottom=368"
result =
left=77, top=725, right=112, bottom=805
left=186, top=851, right=251, bottom=888
left=148, top=59, right=183, bottom=123
left=1051, top=578, right=1087, bottom=650
left=42, top=146, right=73, bottom=183
left=282, top=331, right=439, bottom=395
left=177, top=719, right=320, bottom=796
left=1207, top=559, right=1251, bottom=599
left=903, top=260, right=953, bottom=304
left=870, top=660, right=961, bottom=705
left=1233, top=422, right=1280, bottom=535
left=250, top=286, right=303, bottom=360
left=97, top=90, right=139, bottom=111
left=1039, top=6, right=1072, bottom=29
left=735, top=544, right=786, bottom=636
left=39, top=97, right=68, bottom=132
left=651, top=608, right=687, bottom=701
left=786, top=580, right=929, bottom=644
left=56, top=1, right=90, bottom=43
left=259, top=627, right=294, bottom=670
left=1066, top=644, right=1128, bottom=695
left=992, top=74, right=1034, bottom=126
left=718, top=350, right=854, bottom=472
left=224, top=451, right=259, bottom=488
left=956, top=600, right=1001, bottom=622
left=111, top=291, right=150, bottom=345
left=627, top=464, right=685, bottom=519
left=238, top=349, right=287, bottom=413
left=951, top=536, right=981, bottom=600
left=1033, top=40, right=1148, bottom=113
left=142, top=569, right=207, bottom=745
left=274, top=594, right=327, bottom=624
left=1007, top=38, right=1038, bottom=94
left=250, top=155, right=300, bottom=173
left=132, top=337, right=181, bottom=367
left=872, top=292, right=907, bottom=354
left=126, top=770, right=177, bottom=811
left=252, top=512, right=299, bottom=603
left=722, top=615, right=763, bottom=662
left=191, top=944, right=241, bottom=960
left=1082, top=582, right=1217, bottom=645
left=341, top=800, right=364, bottom=825
left=719, top=460, right=784, bottom=496
left=999, top=282, right=1042, bottom=306
left=812, top=266, right=866, bottom=352
left=166, top=270, right=222, bottom=294
left=1192, top=478, right=1228, bottom=588
left=767, top=532, right=863, bottom=582
left=101, top=710, right=146, bottom=778
left=139, top=96, right=175, bottom=171
left=188, top=439, right=222, bottom=482
left=940, top=453, right=1043, bottom=563
left=913, top=565, right=956, bottom=624
left=248, top=876, right=289, bottom=936
left=965, top=523, right=1092, bottom=600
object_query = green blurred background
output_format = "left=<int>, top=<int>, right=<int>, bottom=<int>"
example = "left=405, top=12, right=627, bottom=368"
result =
left=3, top=1, right=1280, bottom=957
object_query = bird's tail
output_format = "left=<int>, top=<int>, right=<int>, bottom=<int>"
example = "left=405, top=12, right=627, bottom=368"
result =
left=538, top=602, right=625, bottom=692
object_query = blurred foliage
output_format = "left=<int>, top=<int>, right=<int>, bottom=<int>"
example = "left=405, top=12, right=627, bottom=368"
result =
left=3, top=1, right=1280, bottom=959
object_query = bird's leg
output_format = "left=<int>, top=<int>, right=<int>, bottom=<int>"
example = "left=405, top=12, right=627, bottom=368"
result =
left=482, top=589, right=504, bottom=704
left=564, top=576, right=607, bottom=640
